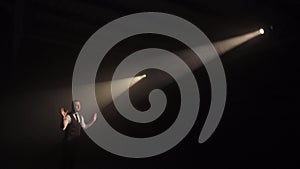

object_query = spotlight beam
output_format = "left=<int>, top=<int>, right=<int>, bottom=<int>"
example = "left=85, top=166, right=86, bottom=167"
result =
left=130, top=74, right=147, bottom=87
left=213, top=28, right=264, bottom=55
left=96, top=75, right=146, bottom=108
left=96, top=28, right=264, bottom=113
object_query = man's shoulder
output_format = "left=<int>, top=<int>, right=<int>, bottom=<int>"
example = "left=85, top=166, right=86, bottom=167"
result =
left=66, top=114, right=71, bottom=120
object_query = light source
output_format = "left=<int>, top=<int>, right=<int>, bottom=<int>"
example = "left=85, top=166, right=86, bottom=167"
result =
left=259, top=28, right=264, bottom=35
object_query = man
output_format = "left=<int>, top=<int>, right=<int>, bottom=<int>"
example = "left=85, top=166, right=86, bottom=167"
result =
left=59, top=100, right=97, bottom=169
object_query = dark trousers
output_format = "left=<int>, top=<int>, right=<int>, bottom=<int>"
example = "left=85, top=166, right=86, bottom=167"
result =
left=60, top=137, right=80, bottom=169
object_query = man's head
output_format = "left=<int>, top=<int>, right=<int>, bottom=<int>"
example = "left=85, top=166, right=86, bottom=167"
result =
left=72, top=100, right=81, bottom=113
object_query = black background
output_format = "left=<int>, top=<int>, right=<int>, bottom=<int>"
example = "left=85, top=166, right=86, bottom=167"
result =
left=0, top=0, right=299, bottom=168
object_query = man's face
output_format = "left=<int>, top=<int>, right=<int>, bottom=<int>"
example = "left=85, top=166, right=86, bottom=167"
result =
left=74, top=101, right=81, bottom=112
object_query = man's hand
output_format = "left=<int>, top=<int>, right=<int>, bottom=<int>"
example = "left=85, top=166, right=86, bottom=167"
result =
left=93, top=113, right=97, bottom=122
left=60, top=107, right=68, bottom=118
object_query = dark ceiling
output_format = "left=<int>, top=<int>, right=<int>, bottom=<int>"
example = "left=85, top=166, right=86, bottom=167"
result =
left=1, top=0, right=298, bottom=89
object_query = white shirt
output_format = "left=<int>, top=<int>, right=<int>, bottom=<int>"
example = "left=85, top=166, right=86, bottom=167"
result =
left=62, top=112, right=88, bottom=130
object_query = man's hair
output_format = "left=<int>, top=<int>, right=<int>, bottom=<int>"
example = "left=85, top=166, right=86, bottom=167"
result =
left=73, top=100, right=80, bottom=103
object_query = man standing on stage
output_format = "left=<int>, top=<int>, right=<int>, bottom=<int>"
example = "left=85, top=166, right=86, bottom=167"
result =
left=59, top=100, right=97, bottom=169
